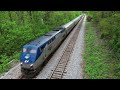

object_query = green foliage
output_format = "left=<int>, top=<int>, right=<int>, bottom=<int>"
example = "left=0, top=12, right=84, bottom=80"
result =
left=0, top=11, right=81, bottom=73
left=89, top=11, right=120, bottom=60
left=84, top=22, right=120, bottom=79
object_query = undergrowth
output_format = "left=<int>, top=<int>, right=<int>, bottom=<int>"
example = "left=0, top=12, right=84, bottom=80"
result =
left=84, top=22, right=120, bottom=79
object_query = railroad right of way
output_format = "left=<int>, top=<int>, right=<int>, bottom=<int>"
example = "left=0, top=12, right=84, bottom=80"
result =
left=0, top=15, right=86, bottom=79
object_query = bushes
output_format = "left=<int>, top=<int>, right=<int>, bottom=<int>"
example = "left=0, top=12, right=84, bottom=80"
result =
left=90, top=11, right=120, bottom=60
left=84, top=14, right=120, bottom=78
left=99, top=18, right=112, bottom=39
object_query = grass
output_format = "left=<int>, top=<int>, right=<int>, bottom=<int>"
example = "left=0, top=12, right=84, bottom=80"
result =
left=84, top=22, right=120, bottom=79
left=0, top=51, right=21, bottom=74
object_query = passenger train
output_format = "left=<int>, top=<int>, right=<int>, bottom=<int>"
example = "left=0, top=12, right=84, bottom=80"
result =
left=20, top=14, right=84, bottom=77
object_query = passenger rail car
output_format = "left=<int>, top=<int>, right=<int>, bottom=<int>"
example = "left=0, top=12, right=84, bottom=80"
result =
left=20, top=14, right=84, bottom=77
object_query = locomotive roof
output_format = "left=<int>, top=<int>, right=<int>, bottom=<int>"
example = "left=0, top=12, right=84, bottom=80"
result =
left=23, top=27, right=64, bottom=49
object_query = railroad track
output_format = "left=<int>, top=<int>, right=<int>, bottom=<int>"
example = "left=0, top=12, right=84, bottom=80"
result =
left=48, top=15, right=85, bottom=79
left=19, top=74, right=33, bottom=79
left=18, top=74, right=25, bottom=79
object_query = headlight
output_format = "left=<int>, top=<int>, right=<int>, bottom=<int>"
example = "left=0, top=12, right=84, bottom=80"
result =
left=20, top=62, right=23, bottom=65
left=30, top=64, right=33, bottom=69
left=30, top=64, right=33, bottom=67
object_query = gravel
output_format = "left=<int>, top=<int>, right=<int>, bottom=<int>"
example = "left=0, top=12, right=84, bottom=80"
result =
left=62, top=16, right=86, bottom=79
left=0, top=64, right=22, bottom=79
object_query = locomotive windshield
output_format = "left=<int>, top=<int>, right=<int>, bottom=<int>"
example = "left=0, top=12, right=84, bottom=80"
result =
left=23, top=48, right=37, bottom=53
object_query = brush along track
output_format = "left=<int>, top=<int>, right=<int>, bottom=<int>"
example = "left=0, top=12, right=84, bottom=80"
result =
left=48, top=15, right=85, bottom=79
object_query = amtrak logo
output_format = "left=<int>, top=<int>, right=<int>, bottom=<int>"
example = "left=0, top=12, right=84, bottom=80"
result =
left=24, top=60, right=29, bottom=63
left=25, top=54, right=30, bottom=59
left=25, top=56, right=29, bottom=59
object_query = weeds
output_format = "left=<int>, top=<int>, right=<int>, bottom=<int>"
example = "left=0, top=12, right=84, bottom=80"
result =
left=84, top=22, right=120, bottom=79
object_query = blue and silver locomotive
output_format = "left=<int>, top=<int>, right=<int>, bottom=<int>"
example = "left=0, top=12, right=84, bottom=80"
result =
left=20, top=15, right=84, bottom=77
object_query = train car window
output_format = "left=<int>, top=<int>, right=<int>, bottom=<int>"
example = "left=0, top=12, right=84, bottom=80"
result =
left=51, top=38, right=53, bottom=42
left=52, top=37, right=55, bottom=41
left=53, top=29, right=60, bottom=31
left=50, top=40, right=52, bottom=43
left=53, top=37, right=55, bottom=40
left=55, top=33, right=60, bottom=38
left=48, top=40, right=50, bottom=44
left=51, top=38, right=53, bottom=41
left=61, top=29, right=65, bottom=33
left=51, top=37, right=55, bottom=41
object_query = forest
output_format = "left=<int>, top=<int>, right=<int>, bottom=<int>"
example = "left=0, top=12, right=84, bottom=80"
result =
left=84, top=11, right=120, bottom=78
left=0, top=11, right=81, bottom=72
left=89, top=11, right=120, bottom=60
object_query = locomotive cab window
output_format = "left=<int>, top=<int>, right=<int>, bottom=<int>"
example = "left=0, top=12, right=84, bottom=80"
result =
left=30, top=50, right=37, bottom=53
left=23, top=48, right=36, bottom=53
left=23, top=48, right=27, bottom=52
